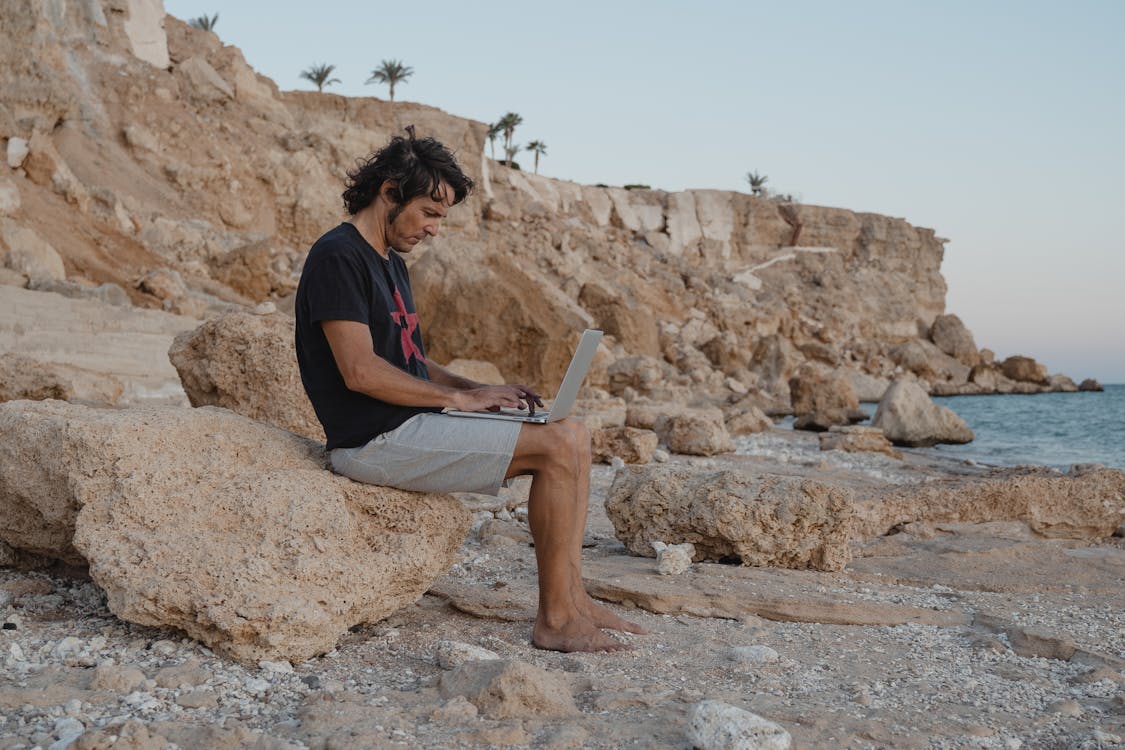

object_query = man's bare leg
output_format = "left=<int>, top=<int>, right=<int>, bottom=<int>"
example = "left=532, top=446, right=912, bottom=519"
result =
left=559, top=419, right=648, bottom=635
left=507, top=422, right=630, bottom=652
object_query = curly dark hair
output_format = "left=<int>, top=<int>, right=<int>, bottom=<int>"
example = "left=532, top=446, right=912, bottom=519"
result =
left=341, top=125, right=474, bottom=218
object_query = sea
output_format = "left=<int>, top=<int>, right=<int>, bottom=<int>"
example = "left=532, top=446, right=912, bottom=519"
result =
left=862, top=384, right=1125, bottom=470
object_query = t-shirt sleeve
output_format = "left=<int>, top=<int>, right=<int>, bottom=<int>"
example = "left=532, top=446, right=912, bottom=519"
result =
left=303, top=248, right=370, bottom=325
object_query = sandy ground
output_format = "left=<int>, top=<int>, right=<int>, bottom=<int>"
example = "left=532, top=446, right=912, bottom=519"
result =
left=1, top=429, right=1123, bottom=749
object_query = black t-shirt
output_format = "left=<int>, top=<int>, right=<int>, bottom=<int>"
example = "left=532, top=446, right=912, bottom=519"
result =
left=294, top=223, right=440, bottom=450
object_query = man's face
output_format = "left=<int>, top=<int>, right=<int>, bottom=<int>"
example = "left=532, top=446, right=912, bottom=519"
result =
left=386, top=182, right=454, bottom=253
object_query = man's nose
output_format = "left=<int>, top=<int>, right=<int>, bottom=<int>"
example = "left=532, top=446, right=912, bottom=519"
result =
left=425, top=221, right=440, bottom=237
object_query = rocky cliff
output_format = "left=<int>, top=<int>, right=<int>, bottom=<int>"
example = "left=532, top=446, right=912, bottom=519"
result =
left=0, top=0, right=1076, bottom=411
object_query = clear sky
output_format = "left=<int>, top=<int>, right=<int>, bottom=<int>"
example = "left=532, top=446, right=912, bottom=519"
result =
left=165, top=0, right=1125, bottom=382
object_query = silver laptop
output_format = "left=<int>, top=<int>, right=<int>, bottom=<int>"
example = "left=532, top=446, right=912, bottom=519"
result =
left=442, top=329, right=603, bottom=423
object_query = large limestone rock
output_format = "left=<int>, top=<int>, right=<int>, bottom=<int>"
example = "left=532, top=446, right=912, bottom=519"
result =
left=169, top=311, right=324, bottom=442
left=929, top=314, right=979, bottom=366
left=871, top=379, right=973, bottom=447
left=0, top=400, right=470, bottom=662
left=1000, top=355, right=1048, bottom=384
left=853, top=467, right=1125, bottom=540
left=606, top=466, right=856, bottom=571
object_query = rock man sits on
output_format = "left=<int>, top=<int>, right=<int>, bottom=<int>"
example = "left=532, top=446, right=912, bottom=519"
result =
left=294, top=127, right=645, bottom=652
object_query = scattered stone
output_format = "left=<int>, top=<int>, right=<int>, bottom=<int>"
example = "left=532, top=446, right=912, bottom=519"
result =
left=725, top=404, right=773, bottom=436
left=607, top=465, right=855, bottom=571
left=687, top=700, right=792, bottom=750
left=653, top=408, right=734, bottom=456
left=430, top=694, right=479, bottom=723
left=176, top=690, right=218, bottom=709
left=439, top=659, right=578, bottom=719
left=91, top=663, right=147, bottom=693
left=871, top=379, right=973, bottom=447
left=651, top=540, right=695, bottom=575
left=434, top=640, right=501, bottom=669
left=592, top=426, right=659, bottom=464
left=652, top=448, right=670, bottom=462
left=731, top=645, right=780, bottom=665
left=818, top=425, right=901, bottom=458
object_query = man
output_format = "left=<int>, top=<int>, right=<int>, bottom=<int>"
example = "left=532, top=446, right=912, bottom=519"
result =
left=295, top=127, right=645, bottom=653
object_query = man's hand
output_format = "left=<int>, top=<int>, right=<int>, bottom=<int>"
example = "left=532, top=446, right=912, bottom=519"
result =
left=453, top=384, right=543, bottom=414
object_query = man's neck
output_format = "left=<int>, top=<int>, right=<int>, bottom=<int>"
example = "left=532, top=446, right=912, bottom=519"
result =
left=347, top=209, right=391, bottom=260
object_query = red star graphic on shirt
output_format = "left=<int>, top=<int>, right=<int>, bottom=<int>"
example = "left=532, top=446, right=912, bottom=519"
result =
left=390, top=288, right=424, bottom=364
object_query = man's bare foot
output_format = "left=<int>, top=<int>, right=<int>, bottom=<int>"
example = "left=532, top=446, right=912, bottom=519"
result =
left=578, top=594, right=650, bottom=634
left=532, top=615, right=633, bottom=653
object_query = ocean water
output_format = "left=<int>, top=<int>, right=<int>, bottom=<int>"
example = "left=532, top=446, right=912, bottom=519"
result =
left=916, top=384, right=1125, bottom=470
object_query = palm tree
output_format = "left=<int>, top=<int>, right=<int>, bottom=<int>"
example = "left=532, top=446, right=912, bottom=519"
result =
left=486, top=122, right=503, bottom=160
left=504, top=142, right=521, bottom=168
left=300, top=63, right=341, bottom=93
left=188, top=13, right=218, bottom=32
left=498, top=112, right=523, bottom=167
left=746, top=170, right=768, bottom=196
left=365, top=60, right=413, bottom=101
left=525, top=140, right=547, bottom=174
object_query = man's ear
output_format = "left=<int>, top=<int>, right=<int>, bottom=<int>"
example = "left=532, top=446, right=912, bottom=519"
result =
left=381, top=179, right=400, bottom=203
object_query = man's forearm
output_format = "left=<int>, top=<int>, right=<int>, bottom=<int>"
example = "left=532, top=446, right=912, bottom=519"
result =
left=346, top=354, right=463, bottom=408
left=425, top=359, right=480, bottom=390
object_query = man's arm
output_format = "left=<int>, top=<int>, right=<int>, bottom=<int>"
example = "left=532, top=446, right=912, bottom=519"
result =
left=321, top=320, right=533, bottom=412
left=424, top=359, right=480, bottom=390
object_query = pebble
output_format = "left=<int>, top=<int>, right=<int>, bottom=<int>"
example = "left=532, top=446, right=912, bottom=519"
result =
left=259, top=659, right=294, bottom=674
left=687, top=700, right=792, bottom=750
left=653, top=449, right=670, bottom=462
left=611, top=456, right=626, bottom=469
left=49, top=717, right=86, bottom=750
left=731, top=645, right=780, bottom=666
left=434, top=640, right=501, bottom=670
left=651, top=540, right=694, bottom=575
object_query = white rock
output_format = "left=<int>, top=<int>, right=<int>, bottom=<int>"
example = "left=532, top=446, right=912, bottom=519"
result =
left=687, top=700, right=792, bottom=750
left=651, top=540, right=694, bottom=575
left=258, top=659, right=293, bottom=674
left=244, top=676, right=271, bottom=693
left=652, top=449, right=670, bottom=463
left=51, top=636, right=84, bottom=660
left=6, top=137, right=29, bottom=169
left=435, top=640, right=501, bottom=670
left=8, top=643, right=24, bottom=661
left=122, top=0, right=170, bottom=69
left=49, top=717, right=86, bottom=750
left=731, top=645, right=780, bottom=665
left=610, top=456, right=626, bottom=469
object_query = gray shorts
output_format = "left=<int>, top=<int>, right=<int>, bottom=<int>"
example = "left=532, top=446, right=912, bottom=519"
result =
left=330, top=412, right=523, bottom=496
